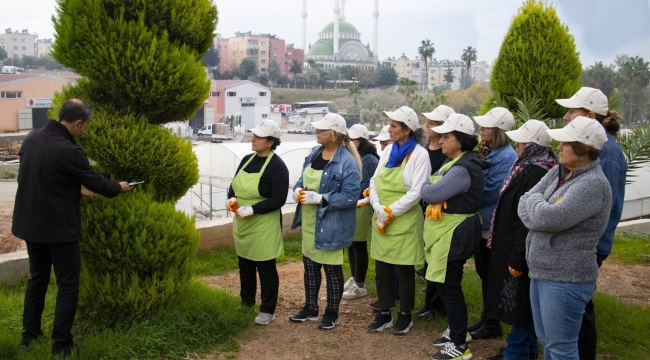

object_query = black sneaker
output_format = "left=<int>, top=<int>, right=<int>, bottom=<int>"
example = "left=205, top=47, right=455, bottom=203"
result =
left=432, top=327, right=472, bottom=347
left=393, top=311, right=413, bottom=335
left=467, top=316, right=486, bottom=332
left=431, top=342, right=472, bottom=360
left=367, top=300, right=380, bottom=311
left=317, top=310, right=339, bottom=330
left=289, top=305, right=319, bottom=322
left=367, top=311, right=393, bottom=332
left=416, top=306, right=431, bottom=319
left=19, top=333, right=43, bottom=352
left=52, top=342, right=81, bottom=357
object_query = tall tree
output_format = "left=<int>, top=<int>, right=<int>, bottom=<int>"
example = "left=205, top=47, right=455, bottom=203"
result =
left=484, top=0, right=581, bottom=117
left=397, top=77, right=418, bottom=103
left=418, top=39, right=435, bottom=93
left=348, top=83, right=362, bottom=105
left=289, top=60, right=302, bottom=88
left=616, top=55, right=650, bottom=124
left=581, top=61, right=617, bottom=96
left=201, top=45, right=219, bottom=68
left=378, top=67, right=398, bottom=87
left=268, top=59, right=281, bottom=84
left=461, top=46, right=477, bottom=73
left=444, top=66, right=455, bottom=85
left=239, top=58, right=257, bottom=79
left=306, top=59, right=317, bottom=87
left=0, top=47, right=7, bottom=62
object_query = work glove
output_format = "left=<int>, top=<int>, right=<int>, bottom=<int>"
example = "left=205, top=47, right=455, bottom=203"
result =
left=363, top=188, right=370, bottom=198
left=375, top=206, right=394, bottom=223
left=292, top=187, right=303, bottom=202
left=508, top=266, right=523, bottom=278
left=227, top=197, right=239, bottom=212
left=425, top=201, right=447, bottom=220
left=236, top=206, right=254, bottom=219
left=357, top=198, right=370, bottom=208
left=299, top=190, right=323, bottom=205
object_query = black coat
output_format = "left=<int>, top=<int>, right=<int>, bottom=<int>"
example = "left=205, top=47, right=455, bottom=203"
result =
left=485, top=164, right=548, bottom=326
left=12, top=120, right=122, bottom=243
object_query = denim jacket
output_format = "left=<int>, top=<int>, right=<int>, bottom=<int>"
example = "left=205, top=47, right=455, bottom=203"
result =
left=291, top=144, right=361, bottom=250
left=597, top=134, right=627, bottom=256
left=480, top=145, right=517, bottom=230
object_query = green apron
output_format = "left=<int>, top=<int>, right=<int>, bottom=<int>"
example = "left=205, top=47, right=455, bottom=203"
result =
left=423, top=153, right=475, bottom=282
left=232, top=153, right=284, bottom=261
left=370, top=155, right=424, bottom=265
left=301, top=162, right=343, bottom=265
left=353, top=203, right=373, bottom=241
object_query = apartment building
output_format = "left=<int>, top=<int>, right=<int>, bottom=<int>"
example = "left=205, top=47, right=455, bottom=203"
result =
left=0, top=30, right=37, bottom=59
left=36, top=39, right=54, bottom=57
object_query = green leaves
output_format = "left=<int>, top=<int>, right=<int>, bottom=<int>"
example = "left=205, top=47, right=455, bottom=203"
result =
left=618, top=126, right=650, bottom=184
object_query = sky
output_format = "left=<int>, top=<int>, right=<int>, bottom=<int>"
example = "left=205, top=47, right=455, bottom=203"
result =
left=2, top=0, right=649, bottom=66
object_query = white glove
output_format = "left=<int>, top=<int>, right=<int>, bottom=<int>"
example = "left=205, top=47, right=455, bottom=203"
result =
left=236, top=206, right=254, bottom=218
left=372, top=202, right=384, bottom=215
left=375, top=206, right=391, bottom=223
left=300, top=191, right=323, bottom=205
left=292, top=187, right=303, bottom=202
left=376, top=217, right=385, bottom=229
left=357, top=198, right=369, bottom=208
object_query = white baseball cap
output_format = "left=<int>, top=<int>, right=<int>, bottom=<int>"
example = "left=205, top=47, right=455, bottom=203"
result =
left=432, top=114, right=476, bottom=136
left=422, top=105, right=455, bottom=122
left=546, top=116, right=608, bottom=150
left=506, top=119, right=552, bottom=147
left=474, top=107, right=516, bottom=131
left=555, top=87, right=609, bottom=116
left=383, top=106, right=420, bottom=131
left=372, top=125, right=391, bottom=142
left=348, top=124, right=369, bottom=140
left=310, top=113, right=347, bottom=134
left=248, top=120, right=281, bottom=139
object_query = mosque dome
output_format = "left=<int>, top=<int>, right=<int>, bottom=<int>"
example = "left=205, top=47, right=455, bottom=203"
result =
left=321, top=21, right=360, bottom=34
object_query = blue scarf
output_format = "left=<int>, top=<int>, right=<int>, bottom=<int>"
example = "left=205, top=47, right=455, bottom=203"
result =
left=386, top=136, right=417, bottom=168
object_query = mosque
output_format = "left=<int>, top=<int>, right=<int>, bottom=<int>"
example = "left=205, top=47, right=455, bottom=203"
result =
left=302, top=0, right=379, bottom=69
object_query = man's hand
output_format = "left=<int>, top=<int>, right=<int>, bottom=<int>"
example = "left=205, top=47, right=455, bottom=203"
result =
left=81, top=189, right=94, bottom=198
left=119, top=181, right=133, bottom=193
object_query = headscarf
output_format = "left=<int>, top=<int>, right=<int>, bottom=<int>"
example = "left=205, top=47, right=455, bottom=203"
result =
left=386, top=135, right=417, bottom=168
left=486, top=143, right=557, bottom=248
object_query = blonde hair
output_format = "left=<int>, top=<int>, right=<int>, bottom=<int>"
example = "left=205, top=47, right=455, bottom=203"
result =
left=330, top=130, right=363, bottom=172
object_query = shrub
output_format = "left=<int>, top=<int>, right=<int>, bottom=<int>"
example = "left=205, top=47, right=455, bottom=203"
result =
left=486, top=0, right=582, bottom=118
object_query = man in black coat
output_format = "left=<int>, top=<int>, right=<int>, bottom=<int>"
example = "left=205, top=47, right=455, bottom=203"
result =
left=12, top=99, right=132, bottom=356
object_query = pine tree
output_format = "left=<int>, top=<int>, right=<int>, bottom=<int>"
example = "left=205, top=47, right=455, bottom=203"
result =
left=483, top=0, right=581, bottom=117
left=50, top=0, right=217, bottom=324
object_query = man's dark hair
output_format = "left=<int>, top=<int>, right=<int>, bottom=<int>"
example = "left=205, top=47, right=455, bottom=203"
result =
left=58, top=99, right=92, bottom=123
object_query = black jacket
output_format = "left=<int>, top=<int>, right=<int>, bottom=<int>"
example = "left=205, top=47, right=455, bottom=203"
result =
left=485, top=164, right=548, bottom=326
left=12, top=120, right=122, bottom=243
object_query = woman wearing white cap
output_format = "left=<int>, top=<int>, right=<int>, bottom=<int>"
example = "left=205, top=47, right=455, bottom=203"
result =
left=227, top=120, right=289, bottom=325
left=343, top=124, right=380, bottom=300
left=366, top=106, right=431, bottom=336
left=289, top=113, right=361, bottom=330
left=420, top=114, right=488, bottom=360
left=371, top=125, right=393, bottom=151
left=484, top=120, right=557, bottom=360
left=518, top=117, right=612, bottom=360
left=555, top=87, right=627, bottom=360
left=469, top=107, right=518, bottom=340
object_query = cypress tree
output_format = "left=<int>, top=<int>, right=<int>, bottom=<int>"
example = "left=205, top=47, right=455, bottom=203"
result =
left=50, top=0, right=217, bottom=324
left=483, top=0, right=582, bottom=117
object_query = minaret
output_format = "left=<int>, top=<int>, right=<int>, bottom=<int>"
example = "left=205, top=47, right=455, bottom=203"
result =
left=340, top=0, right=346, bottom=21
left=333, top=0, right=340, bottom=61
left=373, top=0, right=379, bottom=61
left=301, top=0, right=307, bottom=53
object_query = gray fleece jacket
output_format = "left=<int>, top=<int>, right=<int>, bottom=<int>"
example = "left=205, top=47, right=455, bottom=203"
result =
left=518, top=159, right=612, bottom=283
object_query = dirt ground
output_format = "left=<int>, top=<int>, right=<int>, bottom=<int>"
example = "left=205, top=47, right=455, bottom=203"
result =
left=0, top=199, right=23, bottom=254
left=597, top=261, right=650, bottom=306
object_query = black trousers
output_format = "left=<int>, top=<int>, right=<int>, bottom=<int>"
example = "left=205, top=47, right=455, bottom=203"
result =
left=23, top=241, right=81, bottom=348
left=423, top=280, right=447, bottom=314
left=238, top=256, right=279, bottom=314
left=375, top=260, right=414, bottom=312
left=435, top=259, right=468, bottom=346
left=473, top=237, right=491, bottom=321
left=578, top=254, right=607, bottom=360
left=302, top=256, right=344, bottom=314
left=347, top=241, right=368, bottom=283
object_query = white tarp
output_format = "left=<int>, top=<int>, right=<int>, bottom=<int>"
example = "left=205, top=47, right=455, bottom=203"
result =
left=622, top=162, right=650, bottom=220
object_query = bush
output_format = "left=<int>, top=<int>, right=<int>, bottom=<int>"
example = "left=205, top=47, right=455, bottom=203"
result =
left=486, top=0, right=582, bottom=118
left=347, top=105, right=361, bottom=115
left=0, top=169, right=17, bottom=179
left=78, top=192, right=200, bottom=325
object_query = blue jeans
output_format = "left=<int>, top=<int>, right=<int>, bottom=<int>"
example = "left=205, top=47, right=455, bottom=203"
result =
left=503, top=323, right=538, bottom=360
left=530, top=279, right=596, bottom=360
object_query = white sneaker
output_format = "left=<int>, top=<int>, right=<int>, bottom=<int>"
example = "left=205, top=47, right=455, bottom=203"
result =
left=343, top=277, right=355, bottom=292
left=342, top=282, right=368, bottom=300
left=254, top=312, right=276, bottom=325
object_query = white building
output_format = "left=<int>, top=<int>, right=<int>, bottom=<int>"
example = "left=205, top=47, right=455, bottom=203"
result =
left=383, top=56, right=493, bottom=90
left=206, top=80, right=272, bottom=131
left=36, top=39, right=54, bottom=58
left=0, top=31, right=37, bottom=59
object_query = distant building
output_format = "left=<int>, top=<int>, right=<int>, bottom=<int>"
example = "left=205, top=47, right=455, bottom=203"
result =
left=285, top=44, right=304, bottom=75
left=218, top=39, right=229, bottom=74
left=205, top=80, right=271, bottom=130
left=36, top=39, right=54, bottom=58
left=0, top=30, right=37, bottom=59
left=218, top=32, right=300, bottom=78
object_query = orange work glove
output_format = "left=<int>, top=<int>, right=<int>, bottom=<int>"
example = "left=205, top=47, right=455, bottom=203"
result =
left=363, top=188, right=370, bottom=198
left=227, top=197, right=239, bottom=212
left=509, top=266, right=523, bottom=278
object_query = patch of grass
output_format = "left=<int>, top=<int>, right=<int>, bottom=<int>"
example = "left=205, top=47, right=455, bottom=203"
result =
left=277, top=232, right=303, bottom=264
left=594, top=292, right=650, bottom=359
left=611, top=233, right=650, bottom=265
left=323, top=341, right=339, bottom=349
left=0, top=280, right=254, bottom=359
left=0, top=169, right=17, bottom=179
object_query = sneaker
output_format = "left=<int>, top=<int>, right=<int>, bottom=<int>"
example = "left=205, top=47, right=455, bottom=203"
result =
left=415, top=267, right=426, bottom=281
left=19, top=333, right=43, bottom=352
left=317, top=310, right=339, bottom=330
left=289, top=306, right=319, bottom=322
left=367, top=311, right=393, bottom=332
left=342, top=283, right=368, bottom=300
left=432, top=327, right=472, bottom=347
left=431, top=342, right=472, bottom=360
left=393, top=311, right=413, bottom=335
left=416, top=306, right=431, bottom=319
left=254, top=312, right=276, bottom=325
left=367, top=299, right=380, bottom=311
left=343, top=277, right=355, bottom=292
left=52, top=342, right=81, bottom=357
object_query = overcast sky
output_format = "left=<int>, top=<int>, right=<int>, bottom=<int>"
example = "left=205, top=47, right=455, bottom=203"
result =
left=2, top=0, right=649, bottom=66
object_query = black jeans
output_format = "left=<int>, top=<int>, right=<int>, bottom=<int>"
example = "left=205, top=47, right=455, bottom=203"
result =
left=435, top=258, right=468, bottom=346
left=375, top=260, right=414, bottom=312
left=578, top=253, right=607, bottom=360
left=238, top=256, right=279, bottom=314
left=23, top=241, right=81, bottom=348
left=473, top=237, right=491, bottom=320
left=423, top=280, right=447, bottom=314
left=347, top=241, right=368, bottom=283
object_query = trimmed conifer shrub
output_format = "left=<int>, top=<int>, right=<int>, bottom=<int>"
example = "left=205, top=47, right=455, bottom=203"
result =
left=50, top=0, right=217, bottom=325
left=484, top=0, right=582, bottom=118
